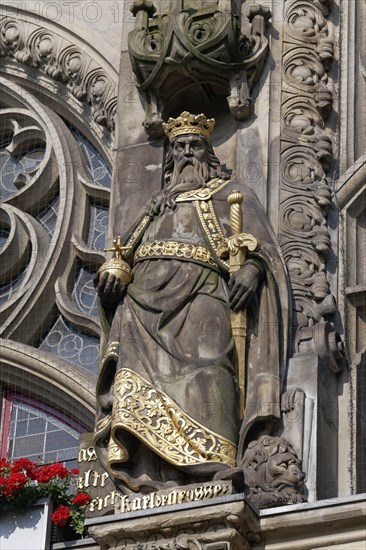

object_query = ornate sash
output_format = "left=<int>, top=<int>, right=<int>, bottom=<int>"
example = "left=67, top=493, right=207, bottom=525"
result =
left=120, top=179, right=232, bottom=271
left=176, top=178, right=231, bottom=271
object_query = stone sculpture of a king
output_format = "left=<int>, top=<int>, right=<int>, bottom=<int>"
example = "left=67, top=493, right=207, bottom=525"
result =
left=93, top=112, right=293, bottom=495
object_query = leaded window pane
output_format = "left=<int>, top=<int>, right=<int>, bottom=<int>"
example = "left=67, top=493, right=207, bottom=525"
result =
left=8, top=401, right=80, bottom=467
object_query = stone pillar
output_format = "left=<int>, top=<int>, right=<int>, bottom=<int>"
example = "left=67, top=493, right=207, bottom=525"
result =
left=282, top=323, right=344, bottom=501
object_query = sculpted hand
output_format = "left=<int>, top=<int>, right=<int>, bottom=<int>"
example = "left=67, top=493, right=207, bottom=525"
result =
left=146, top=192, right=164, bottom=218
left=228, top=262, right=262, bottom=312
left=93, top=271, right=126, bottom=306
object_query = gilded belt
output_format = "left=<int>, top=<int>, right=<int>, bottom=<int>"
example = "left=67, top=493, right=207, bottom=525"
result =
left=134, top=240, right=217, bottom=267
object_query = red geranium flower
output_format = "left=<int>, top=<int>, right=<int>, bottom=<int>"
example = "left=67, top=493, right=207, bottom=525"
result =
left=11, top=458, right=37, bottom=479
left=52, top=505, right=71, bottom=527
left=34, top=465, right=53, bottom=483
left=0, top=458, right=10, bottom=472
left=71, top=468, right=79, bottom=475
left=49, top=463, right=69, bottom=479
left=4, top=472, right=27, bottom=496
left=34, top=463, right=69, bottom=483
left=72, top=493, right=91, bottom=506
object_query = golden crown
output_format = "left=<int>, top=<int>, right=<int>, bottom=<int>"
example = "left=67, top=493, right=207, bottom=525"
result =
left=162, top=111, right=215, bottom=142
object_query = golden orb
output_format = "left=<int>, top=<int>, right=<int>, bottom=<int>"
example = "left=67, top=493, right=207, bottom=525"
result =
left=99, top=257, right=133, bottom=285
left=101, top=236, right=134, bottom=285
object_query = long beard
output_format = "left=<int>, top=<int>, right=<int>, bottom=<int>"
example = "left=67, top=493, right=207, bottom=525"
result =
left=156, top=158, right=211, bottom=214
left=169, top=158, right=210, bottom=192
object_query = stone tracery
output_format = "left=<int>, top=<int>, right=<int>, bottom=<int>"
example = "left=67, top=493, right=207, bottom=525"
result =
left=0, top=76, right=110, bottom=427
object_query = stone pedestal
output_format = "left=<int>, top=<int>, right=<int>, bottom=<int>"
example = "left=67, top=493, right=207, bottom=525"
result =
left=86, top=493, right=258, bottom=550
left=86, top=494, right=366, bottom=550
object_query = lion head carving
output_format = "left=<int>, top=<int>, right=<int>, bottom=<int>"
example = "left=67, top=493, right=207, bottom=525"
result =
left=242, top=435, right=306, bottom=509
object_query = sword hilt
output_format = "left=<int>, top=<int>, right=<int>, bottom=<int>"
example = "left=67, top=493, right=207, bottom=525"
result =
left=228, top=190, right=243, bottom=235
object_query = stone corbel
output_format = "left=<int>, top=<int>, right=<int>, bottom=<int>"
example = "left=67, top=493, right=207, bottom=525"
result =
left=87, top=497, right=258, bottom=550
left=296, top=321, right=344, bottom=373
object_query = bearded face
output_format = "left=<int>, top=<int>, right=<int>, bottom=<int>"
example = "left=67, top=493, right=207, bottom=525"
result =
left=170, top=135, right=210, bottom=189
left=156, top=134, right=228, bottom=214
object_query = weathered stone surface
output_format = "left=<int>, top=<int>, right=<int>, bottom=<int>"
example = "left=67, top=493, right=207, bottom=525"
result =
left=282, top=348, right=339, bottom=502
left=127, top=0, right=271, bottom=137
left=94, top=118, right=293, bottom=501
left=78, top=434, right=117, bottom=518
left=87, top=495, right=255, bottom=550
left=86, top=494, right=366, bottom=550
left=257, top=495, right=366, bottom=550
left=111, top=140, right=163, bottom=238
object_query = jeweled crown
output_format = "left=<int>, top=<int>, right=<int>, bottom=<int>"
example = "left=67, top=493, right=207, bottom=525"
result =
left=162, top=111, right=215, bottom=142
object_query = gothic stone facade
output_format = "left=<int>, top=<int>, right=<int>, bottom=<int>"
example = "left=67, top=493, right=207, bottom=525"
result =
left=0, top=1, right=365, bottom=549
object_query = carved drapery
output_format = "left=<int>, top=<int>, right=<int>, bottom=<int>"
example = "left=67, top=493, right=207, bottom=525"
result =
left=0, top=77, right=110, bottom=426
left=279, top=0, right=336, bottom=337
left=0, top=12, right=117, bottom=135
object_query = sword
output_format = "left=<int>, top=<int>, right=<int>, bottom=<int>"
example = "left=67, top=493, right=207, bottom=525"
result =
left=218, top=190, right=259, bottom=418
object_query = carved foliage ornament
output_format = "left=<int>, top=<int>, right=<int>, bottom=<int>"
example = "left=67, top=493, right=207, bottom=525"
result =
left=135, top=536, right=202, bottom=550
left=128, top=0, right=271, bottom=138
left=279, top=0, right=337, bottom=333
left=0, top=16, right=117, bottom=133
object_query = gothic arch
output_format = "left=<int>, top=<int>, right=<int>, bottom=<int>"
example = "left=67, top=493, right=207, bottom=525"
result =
left=0, top=339, right=96, bottom=430
left=0, top=4, right=118, bottom=157
left=0, top=75, right=110, bottom=446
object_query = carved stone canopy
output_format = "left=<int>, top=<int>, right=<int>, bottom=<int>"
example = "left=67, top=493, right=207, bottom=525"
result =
left=128, top=0, right=271, bottom=138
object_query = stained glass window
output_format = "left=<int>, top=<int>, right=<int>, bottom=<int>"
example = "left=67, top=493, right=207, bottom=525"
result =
left=39, top=315, right=100, bottom=374
left=0, top=143, right=46, bottom=200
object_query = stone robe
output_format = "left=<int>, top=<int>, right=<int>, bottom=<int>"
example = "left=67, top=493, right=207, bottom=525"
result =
left=95, top=179, right=289, bottom=492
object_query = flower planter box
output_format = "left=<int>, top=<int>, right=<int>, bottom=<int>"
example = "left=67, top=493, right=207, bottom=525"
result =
left=51, top=523, right=81, bottom=544
left=0, top=498, right=52, bottom=550
left=0, top=459, right=90, bottom=545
